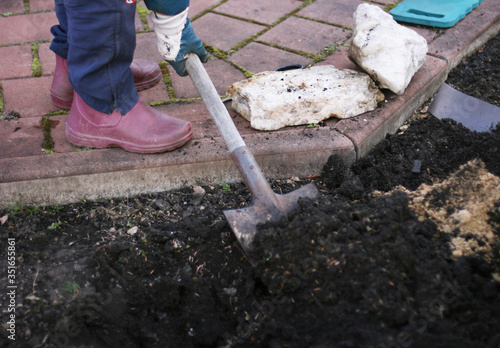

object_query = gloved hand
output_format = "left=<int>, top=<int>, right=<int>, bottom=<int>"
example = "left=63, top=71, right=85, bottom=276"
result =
left=150, top=8, right=208, bottom=76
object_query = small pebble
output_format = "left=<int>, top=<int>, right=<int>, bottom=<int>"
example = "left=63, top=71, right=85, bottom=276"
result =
left=412, top=160, right=422, bottom=173
left=127, top=226, right=138, bottom=235
left=193, top=185, right=206, bottom=196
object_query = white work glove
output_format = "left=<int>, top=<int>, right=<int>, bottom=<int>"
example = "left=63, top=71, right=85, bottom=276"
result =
left=150, top=7, right=208, bottom=76
left=150, top=8, right=188, bottom=61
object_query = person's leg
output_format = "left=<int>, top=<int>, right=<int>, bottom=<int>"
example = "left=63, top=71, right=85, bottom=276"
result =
left=64, top=0, right=138, bottom=114
left=49, top=0, right=74, bottom=108
left=50, top=0, right=69, bottom=59
left=49, top=0, right=162, bottom=109
left=63, top=0, right=193, bottom=153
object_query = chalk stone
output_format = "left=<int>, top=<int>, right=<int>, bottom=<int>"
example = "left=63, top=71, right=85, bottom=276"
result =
left=348, top=3, right=428, bottom=95
left=228, top=65, right=385, bottom=131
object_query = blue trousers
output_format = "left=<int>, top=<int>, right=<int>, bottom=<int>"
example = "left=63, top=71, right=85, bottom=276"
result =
left=50, top=0, right=139, bottom=114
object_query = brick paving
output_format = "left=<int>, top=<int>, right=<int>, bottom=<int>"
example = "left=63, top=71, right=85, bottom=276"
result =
left=0, top=0, right=499, bottom=207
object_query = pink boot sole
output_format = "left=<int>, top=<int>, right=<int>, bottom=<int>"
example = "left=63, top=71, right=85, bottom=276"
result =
left=50, top=90, right=73, bottom=109
left=65, top=125, right=193, bottom=153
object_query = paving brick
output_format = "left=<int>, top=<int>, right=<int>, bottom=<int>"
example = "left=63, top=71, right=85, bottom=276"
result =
left=229, top=42, right=312, bottom=74
left=169, top=57, right=247, bottom=99
left=314, top=45, right=362, bottom=71
left=189, top=0, right=221, bottom=18
left=0, top=45, right=33, bottom=80
left=29, top=0, right=54, bottom=12
left=0, top=12, right=57, bottom=45
left=214, top=0, right=302, bottom=25
left=0, top=117, right=44, bottom=160
left=38, top=42, right=56, bottom=76
left=3, top=76, right=60, bottom=117
left=139, top=78, right=170, bottom=103
left=192, top=13, right=266, bottom=52
left=156, top=100, right=246, bottom=140
left=259, top=16, right=351, bottom=55
left=161, top=99, right=266, bottom=139
left=134, top=32, right=164, bottom=63
left=428, top=0, right=500, bottom=70
left=403, top=24, right=437, bottom=45
left=49, top=114, right=74, bottom=154
left=0, top=0, right=24, bottom=15
left=298, top=0, right=383, bottom=29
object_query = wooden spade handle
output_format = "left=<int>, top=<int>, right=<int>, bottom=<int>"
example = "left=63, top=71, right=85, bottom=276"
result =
left=185, top=54, right=246, bottom=152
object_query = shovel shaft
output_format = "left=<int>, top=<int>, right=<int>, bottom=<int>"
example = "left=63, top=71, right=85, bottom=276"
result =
left=185, top=54, right=276, bottom=203
left=185, top=54, right=245, bottom=152
left=231, top=145, right=281, bottom=207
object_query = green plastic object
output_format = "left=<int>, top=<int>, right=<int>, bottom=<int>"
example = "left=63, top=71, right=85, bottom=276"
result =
left=390, top=0, right=485, bottom=28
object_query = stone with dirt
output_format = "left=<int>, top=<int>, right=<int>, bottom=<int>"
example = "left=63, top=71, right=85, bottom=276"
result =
left=228, top=66, right=384, bottom=130
left=349, top=3, right=428, bottom=95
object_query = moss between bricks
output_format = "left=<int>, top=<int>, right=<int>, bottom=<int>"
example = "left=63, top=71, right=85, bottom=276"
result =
left=158, top=61, right=176, bottom=99
left=42, top=116, right=54, bottom=154
left=190, top=0, right=229, bottom=21
left=31, top=44, right=42, bottom=77
left=204, top=46, right=254, bottom=79
left=136, top=1, right=150, bottom=31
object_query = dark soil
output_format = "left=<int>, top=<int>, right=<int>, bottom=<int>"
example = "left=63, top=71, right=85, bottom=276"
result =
left=1, top=35, right=499, bottom=348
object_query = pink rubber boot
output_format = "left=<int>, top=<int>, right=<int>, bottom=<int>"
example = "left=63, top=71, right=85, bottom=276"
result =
left=50, top=55, right=74, bottom=109
left=50, top=55, right=162, bottom=109
left=66, top=93, right=193, bottom=153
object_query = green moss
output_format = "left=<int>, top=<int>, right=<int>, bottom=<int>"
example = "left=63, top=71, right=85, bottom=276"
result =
left=136, top=2, right=151, bottom=30
left=309, top=40, right=347, bottom=66
left=72, top=146, right=93, bottom=152
left=149, top=97, right=202, bottom=107
left=0, top=112, right=21, bottom=121
left=205, top=45, right=228, bottom=60
left=46, top=109, right=69, bottom=116
left=239, top=67, right=254, bottom=79
left=31, top=43, right=42, bottom=77
left=136, top=1, right=150, bottom=15
left=190, top=0, right=229, bottom=21
left=158, top=61, right=176, bottom=99
left=42, top=116, right=54, bottom=154
left=204, top=45, right=254, bottom=78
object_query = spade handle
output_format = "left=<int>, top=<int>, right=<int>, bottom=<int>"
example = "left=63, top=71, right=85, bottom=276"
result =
left=185, top=54, right=276, bottom=202
left=185, top=54, right=245, bottom=152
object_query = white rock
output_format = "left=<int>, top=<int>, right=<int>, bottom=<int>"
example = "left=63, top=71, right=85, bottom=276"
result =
left=127, top=226, right=138, bottom=235
left=228, top=65, right=384, bottom=131
left=348, top=4, right=428, bottom=95
left=192, top=185, right=206, bottom=196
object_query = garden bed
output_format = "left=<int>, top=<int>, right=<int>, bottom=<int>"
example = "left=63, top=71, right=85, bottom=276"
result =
left=1, top=35, right=499, bottom=348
